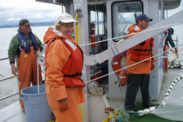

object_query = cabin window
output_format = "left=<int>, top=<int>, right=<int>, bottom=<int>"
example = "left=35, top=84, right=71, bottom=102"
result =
left=112, top=1, right=143, bottom=42
left=159, top=1, right=162, bottom=22
left=90, top=11, right=104, bottom=35
left=163, top=8, right=166, bottom=19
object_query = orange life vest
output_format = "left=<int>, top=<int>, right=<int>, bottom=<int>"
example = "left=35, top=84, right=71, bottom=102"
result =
left=45, top=37, right=85, bottom=87
left=128, top=37, right=154, bottom=62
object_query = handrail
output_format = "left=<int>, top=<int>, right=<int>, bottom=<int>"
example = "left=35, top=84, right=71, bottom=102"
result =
left=0, top=92, right=19, bottom=101
left=0, top=57, right=8, bottom=61
left=0, top=57, right=18, bottom=101
left=0, top=75, right=17, bottom=82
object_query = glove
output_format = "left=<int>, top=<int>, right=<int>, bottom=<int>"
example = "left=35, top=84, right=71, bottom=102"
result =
left=174, top=48, right=178, bottom=54
left=151, top=62, right=155, bottom=70
left=59, top=99, right=69, bottom=113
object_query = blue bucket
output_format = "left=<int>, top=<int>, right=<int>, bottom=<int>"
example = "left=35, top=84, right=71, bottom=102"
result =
left=20, top=85, right=52, bottom=122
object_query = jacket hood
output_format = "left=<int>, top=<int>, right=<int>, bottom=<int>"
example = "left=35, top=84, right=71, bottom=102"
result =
left=128, top=23, right=142, bottom=33
left=44, top=27, right=78, bottom=45
left=44, top=27, right=63, bottom=44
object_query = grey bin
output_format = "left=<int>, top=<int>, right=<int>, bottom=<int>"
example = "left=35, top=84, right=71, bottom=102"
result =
left=20, top=85, right=52, bottom=122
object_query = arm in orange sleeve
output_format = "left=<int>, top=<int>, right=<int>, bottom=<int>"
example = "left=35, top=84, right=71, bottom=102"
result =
left=46, top=39, right=71, bottom=101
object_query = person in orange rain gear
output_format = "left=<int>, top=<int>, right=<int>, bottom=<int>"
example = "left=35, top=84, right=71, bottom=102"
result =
left=125, top=14, right=156, bottom=112
left=44, top=13, right=85, bottom=122
left=8, top=19, right=43, bottom=112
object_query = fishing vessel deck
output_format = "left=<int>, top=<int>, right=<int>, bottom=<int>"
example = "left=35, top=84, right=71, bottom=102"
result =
left=0, top=0, right=182, bottom=122
left=0, top=68, right=182, bottom=122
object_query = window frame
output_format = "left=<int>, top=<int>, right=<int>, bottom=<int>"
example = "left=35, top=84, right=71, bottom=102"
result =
left=111, top=0, right=144, bottom=42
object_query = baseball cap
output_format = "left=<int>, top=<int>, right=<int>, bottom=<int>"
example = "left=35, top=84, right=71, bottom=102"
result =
left=19, top=19, right=32, bottom=26
left=55, top=13, right=77, bottom=24
left=135, top=14, right=153, bottom=22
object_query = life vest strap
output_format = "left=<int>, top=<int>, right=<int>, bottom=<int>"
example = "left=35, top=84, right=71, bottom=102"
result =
left=16, top=32, right=38, bottom=54
left=64, top=72, right=82, bottom=77
left=134, top=49, right=152, bottom=51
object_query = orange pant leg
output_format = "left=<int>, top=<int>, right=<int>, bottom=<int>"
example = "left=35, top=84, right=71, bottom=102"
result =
left=18, top=64, right=32, bottom=111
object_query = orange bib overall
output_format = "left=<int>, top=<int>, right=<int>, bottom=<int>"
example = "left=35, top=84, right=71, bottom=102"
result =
left=17, top=46, right=42, bottom=111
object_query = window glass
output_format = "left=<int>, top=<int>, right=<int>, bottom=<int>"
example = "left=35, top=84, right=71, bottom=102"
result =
left=90, top=11, right=104, bottom=35
left=159, top=1, right=162, bottom=22
left=98, top=12, right=104, bottom=35
left=112, top=1, right=143, bottom=42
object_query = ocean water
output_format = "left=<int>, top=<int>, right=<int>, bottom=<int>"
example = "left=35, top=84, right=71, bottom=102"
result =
left=0, top=24, right=183, bottom=109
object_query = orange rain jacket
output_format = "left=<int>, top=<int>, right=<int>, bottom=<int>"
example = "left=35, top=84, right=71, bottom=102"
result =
left=127, top=24, right=155, bottom=74
left=45, top=37, right=85, bottom=88
left=44, top=27, right=85, bottom=122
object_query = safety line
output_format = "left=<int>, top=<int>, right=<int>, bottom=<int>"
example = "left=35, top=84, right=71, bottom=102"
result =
left=79, top=22, right=183, bottom=47
left=84, top=43, right=183, bottom=84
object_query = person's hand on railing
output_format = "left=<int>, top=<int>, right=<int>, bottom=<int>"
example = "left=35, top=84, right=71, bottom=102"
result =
left=11, top=63, right=18, bottom=76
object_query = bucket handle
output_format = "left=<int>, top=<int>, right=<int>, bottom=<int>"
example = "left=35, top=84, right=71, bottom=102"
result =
left=20, top=94, right=26, bottom=100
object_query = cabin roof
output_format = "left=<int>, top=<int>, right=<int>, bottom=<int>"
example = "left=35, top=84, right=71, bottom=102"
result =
left=164, top=0, right=181, bottom=10
left=35, top=0, right=181, bottom=10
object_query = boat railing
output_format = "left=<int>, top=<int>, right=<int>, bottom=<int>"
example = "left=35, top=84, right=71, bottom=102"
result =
left=0, top=57, right=45, bottom=102
left=0, top=57, right=19, bottom=101
left=0, top=75, right=17, bottom=82
left=0, top=57, right=8, bottom=61
left=0, top=57, right=17, bottom=83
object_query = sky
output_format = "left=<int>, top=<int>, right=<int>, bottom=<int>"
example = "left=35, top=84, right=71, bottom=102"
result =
left=0, top=0, right=182, bottom=27
left=0, top=0, right=63, bottom=26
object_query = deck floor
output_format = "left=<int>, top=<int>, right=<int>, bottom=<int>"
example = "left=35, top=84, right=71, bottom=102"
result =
left=0, top=69, right=182, bottom=122
left=108, top=68, right=183, bottom=109
left=0, top=101, right=26, bottom=122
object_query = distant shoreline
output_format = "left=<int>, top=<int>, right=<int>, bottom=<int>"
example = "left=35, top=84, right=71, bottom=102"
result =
left=0, top=21, right=135, bottom=28
left=0, top=22, right=54, bottom=28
